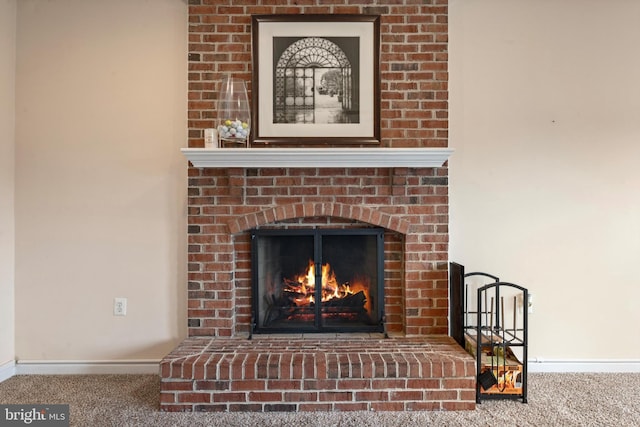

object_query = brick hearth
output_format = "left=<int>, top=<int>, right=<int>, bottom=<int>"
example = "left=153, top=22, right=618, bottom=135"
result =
left=160, top=335, right=474, bottom=412
left=160, top=0, right=475, bottom=413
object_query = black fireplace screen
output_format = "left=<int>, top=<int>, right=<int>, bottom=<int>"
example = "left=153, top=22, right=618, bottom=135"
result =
left=251, top=228, right=384, bottom=334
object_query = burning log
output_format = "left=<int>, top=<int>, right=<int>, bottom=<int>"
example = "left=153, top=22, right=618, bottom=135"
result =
left=263, top=261, right=372, bottom=326
left=323, top=290, right=366, bottom=308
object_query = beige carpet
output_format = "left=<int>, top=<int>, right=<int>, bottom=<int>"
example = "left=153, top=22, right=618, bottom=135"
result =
left=1, top=373, right=639, bottom=426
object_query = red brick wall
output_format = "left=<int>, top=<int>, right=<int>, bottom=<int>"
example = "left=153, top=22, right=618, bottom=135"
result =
left=187, top=0, right=448, bottom=148
left=186, top=0, right=449, bottom=338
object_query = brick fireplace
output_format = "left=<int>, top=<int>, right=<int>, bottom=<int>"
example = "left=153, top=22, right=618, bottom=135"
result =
left=160, top=0, right=476, bottom=412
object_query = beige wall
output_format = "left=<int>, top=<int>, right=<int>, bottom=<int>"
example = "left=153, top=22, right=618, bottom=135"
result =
left=15, top=0, right=188, bottom=360
left=449, top=0, right=640, bottom=361
left=0, top=0, right=17, bottom=366
left=8, top=0, right=639, bottom=365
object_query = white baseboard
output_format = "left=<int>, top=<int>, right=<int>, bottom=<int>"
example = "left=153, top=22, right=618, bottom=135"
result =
left=15, top=360, right=160, bottom=375
left=4, top=358, right=639, bottom=378
left=528, top=359, right=640, bottom=373
left=0, top=360, right=16, bottom=382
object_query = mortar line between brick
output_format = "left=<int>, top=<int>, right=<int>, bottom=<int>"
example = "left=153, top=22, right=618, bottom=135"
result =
left=162, top=339, right=220, bottom=365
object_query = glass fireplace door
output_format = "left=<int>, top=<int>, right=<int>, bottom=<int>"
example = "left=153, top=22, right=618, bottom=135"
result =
left=251, top=228, right=384, bottom=334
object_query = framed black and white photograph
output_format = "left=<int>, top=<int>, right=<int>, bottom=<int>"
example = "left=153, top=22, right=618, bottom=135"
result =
left=251, top=14, right=381, bottom=146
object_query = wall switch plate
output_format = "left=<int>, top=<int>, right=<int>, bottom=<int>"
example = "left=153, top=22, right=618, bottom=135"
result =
left=114, top=297, right=127, bottom=316
left=527, top=293, right=534, bottom=314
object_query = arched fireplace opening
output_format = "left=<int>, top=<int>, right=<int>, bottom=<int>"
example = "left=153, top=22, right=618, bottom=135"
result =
left=251, top=228, right=385, bottom=334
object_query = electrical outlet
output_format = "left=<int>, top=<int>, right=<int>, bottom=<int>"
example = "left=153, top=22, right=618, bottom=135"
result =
left=114, top=298, right=127, bottom=316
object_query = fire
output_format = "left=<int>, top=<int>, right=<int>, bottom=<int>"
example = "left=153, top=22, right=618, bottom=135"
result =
left=283, top=260, right=371, bottom=313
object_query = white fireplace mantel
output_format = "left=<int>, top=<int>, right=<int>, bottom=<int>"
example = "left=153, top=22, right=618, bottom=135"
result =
left=181, top=147, right=453, bottom=168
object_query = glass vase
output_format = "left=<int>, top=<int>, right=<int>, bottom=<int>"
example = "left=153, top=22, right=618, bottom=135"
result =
left=217, top=76, right=250, bottom=147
